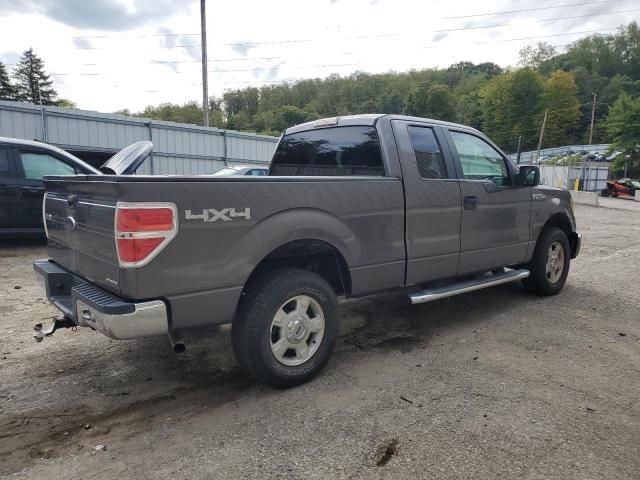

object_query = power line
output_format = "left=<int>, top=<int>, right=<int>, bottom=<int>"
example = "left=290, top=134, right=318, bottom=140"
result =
left=433, top=9, right=640, bottom=33
left=442, top=0, right=625, bottom=19
left=54, top=1, right=627, bottom=40
left=474, top=28, right=620, bottom=44
left=49, top=62, right=363, bottom=77
left=59, top=9, right=636, bottom=52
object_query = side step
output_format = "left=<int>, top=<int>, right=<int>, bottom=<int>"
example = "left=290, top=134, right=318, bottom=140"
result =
left=409, top=269, right=530, bottom=305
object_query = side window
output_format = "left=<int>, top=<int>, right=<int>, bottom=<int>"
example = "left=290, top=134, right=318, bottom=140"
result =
left=0, top=148, right=13, bottom=178
left=408, top=126, right=447, bottom=179
left=247, top=169, right=267, bottom=176
left=450, top=131, right=511, bottom=186
left=18, top=152, right=76, bottom=180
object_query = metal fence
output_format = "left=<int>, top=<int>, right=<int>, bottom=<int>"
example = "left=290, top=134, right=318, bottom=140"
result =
left=0, top=100, right=279, bottom=174
left=539, top=164, right=609, bottom=192
left=508, top=144, right=610, bottom=164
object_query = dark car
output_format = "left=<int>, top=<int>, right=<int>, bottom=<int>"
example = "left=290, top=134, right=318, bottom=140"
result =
left=0, top=136, right=100, bottom=237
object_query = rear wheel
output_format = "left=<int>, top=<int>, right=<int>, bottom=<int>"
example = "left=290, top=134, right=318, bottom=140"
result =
left=523, top=227, right=570, bottom=296
left=231, top=268, right=339, bottom=388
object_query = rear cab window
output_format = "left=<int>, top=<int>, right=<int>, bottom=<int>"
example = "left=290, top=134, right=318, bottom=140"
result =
left=408, top=126, right=447, bottom=180
left=270, top=126, right=384, bottom=176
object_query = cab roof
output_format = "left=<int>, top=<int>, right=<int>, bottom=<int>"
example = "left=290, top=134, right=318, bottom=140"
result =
left=284, top=114, right=481, bottom=136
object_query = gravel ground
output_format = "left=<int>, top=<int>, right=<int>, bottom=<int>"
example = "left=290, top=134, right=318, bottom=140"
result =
left=1, top=203, right=639, bottom=480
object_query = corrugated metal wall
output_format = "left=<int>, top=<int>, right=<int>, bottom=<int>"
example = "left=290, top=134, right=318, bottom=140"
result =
left=0, top=101, right=279, bottom=174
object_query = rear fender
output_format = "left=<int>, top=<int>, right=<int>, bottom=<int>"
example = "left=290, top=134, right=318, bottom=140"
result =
left=230, top=207, right=359, bottom=285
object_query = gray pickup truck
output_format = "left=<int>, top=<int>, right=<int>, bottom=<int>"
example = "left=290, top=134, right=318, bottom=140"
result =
left=35, top=114, right=581, bottom=387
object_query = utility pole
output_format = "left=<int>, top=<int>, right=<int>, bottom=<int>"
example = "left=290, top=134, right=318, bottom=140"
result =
left=588, top=93, right=597, bottom=145
left=516, top=135, right=522, bottom=164
left=200, top=0, right=209, bottom=127
left=536, top=109, right=548, bottom=163
left=37, top=81, right=47, bottom=142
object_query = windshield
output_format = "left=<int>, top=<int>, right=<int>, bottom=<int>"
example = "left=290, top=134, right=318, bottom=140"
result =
left=270, top=126, right=384, bottom=176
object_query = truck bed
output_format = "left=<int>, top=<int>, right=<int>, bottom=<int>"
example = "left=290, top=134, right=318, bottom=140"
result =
left=43, top=174, right=405, bottom=328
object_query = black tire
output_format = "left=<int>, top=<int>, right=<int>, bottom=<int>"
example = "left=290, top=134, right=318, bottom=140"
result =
left=522, top=226, right=571, bottom=296
left=600, top=188, right=610, bottom=197
left=231, top=268, right=339, bottom=388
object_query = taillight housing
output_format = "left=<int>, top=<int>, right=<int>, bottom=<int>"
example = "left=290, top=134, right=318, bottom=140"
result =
left=115, top=202, right=178, bottom=268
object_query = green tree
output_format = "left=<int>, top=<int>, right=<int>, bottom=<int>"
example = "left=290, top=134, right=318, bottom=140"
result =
left=404, top=83, right=456, bottom=121
left=481, top=69, right=546, bottom=151
left=12, top=48, right=57, bottom=104
left=605, top=94, right=640, bottom=177
left=276, top=105, right=314, bottom=131
left=55, top=98, right=76, bottom=109
left=542, top=70, right=581, bottom=146
left=0, top=62, right=16, bottom=101
left=518, top=43, right=557, bottom=69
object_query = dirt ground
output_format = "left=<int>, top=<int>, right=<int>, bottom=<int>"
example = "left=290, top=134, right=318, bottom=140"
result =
left=1, top=203, right=639, bottom=480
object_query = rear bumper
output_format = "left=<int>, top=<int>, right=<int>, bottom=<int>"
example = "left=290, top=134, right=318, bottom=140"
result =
left=34, top=259, right=168, bottom=340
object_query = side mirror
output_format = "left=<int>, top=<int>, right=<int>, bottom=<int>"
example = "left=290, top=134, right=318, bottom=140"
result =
left=517, top=165, right=540, bottom=187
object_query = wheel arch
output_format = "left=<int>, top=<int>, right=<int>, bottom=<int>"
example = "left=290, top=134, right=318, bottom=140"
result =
left=244, top=239, right=352, bottom=297
left=232, top=208, right=359, bottom=297
left=540, top=212, right=579, bottom=258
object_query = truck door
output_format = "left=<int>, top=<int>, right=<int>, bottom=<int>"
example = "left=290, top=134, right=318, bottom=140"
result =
left=391, top=120, right=462, bottom=285
left=0, top=146, right=18, bottom=232
left=13, top=148, right=77, bottom=232
left=445, top=129, right=531, bottom=275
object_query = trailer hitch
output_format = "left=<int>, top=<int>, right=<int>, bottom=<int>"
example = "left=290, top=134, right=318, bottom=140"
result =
left=33, top=317, right=76, bottom=342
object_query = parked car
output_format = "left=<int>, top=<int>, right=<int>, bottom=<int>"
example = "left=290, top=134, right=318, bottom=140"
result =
left=0, top=136, right=100, bottom=237
left=601, top=178, right=640, bottom=198
left=212, top=165, right=269, bottom=176
left=35, top=114, right=581, bottom=387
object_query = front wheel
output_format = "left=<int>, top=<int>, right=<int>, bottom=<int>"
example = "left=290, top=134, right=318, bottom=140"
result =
left=523, top=227, right=571, bottom=296
left=231, top=268, right=339, bottom=388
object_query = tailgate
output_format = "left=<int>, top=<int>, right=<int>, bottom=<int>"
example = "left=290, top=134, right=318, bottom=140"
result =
left=44, top=176, right=121, bottom=293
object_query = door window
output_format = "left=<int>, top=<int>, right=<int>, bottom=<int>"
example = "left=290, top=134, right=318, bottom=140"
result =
left=450, top=131, right=511, bottom=186
left=18, top=152, right=76, bottom=180
left=408, top=126, right=447, bottom=179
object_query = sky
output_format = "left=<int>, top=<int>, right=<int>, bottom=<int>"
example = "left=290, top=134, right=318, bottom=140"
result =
left=0, top=0, right=638, bottom=114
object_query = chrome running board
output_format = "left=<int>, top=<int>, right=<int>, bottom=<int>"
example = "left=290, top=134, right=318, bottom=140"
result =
left=409, top=269, right=530, bottom=305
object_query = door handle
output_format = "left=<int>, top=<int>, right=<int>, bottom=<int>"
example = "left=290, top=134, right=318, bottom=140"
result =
left=463, top=195, right=478, bottom=210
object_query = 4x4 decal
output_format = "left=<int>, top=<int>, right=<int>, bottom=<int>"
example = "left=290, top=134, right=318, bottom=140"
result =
left=184, top=208, right=251, bottom=222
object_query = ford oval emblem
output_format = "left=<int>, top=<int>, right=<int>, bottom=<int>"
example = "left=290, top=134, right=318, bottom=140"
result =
left=64, top=216, right=77, bottom=231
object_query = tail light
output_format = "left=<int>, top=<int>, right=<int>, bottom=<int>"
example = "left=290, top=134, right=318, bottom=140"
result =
left=115, top=202, right=178, bottom=268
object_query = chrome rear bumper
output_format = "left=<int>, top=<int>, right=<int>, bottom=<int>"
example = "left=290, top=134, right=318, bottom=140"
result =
left=75, top=299, right=168, bottom=339
left=34, top=259, right=168, bottom=340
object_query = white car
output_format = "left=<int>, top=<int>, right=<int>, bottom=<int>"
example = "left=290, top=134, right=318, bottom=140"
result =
left=211, top=165, right=269, bottom=176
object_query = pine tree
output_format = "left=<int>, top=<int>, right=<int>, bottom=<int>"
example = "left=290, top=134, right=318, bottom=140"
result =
left=0, top=62, right=16, bottom=101
left=12, top=48, right=57, bottom=105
